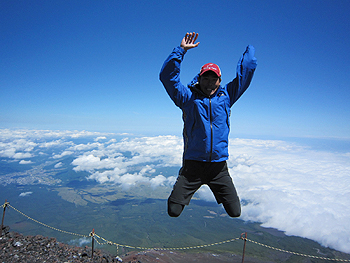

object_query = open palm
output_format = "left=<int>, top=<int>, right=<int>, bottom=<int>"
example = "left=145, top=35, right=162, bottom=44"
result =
left=180, top=32, right=200, bottom=51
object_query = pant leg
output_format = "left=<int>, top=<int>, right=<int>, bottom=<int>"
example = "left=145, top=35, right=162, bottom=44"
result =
left=207, top=162, right=241, bottom=217
left=167, top=199, right=184, bottom=217
left=222, top=198, right=241, bottom=217
left=168, top=174, right=201, bottom=205
left=167, top=160, right=204, bottom=217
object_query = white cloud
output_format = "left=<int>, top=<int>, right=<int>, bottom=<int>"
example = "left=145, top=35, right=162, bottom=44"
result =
left=88, top=170, right=123, bottom=183
left=94, top=136, right=107, bottom=141
left=196, top=185, right=216, bottom=202
left=19, top=192, right=33, bottom=197
left=71, top=136, right=182, bottom=186
left=87, top=165, right=156, bottom=188
left=118, top=172, right=149, bottom=189
left=150, top=174, right=166, bottom=187
left=0, top=128, right=113, bottom=141
left=13, top=152, right=33, bottom=159
left=106, top=135, right=182, bottom=167
left=39, top=139, right=65, bottom=148
left=72, top=154, right=125, bottom=172
left=107, top=138, right=117, bottom=143
left=52, top=150, right=74, bottom=159
left=19, top=160, right=33, bottom=164
left=149, top=174, right=173, bottom=188
left=67, top=142, right=102, bottom=152
left=54, top=162, right=63, bottom=168
left=0, top=148, right=15, bottom=158
left=0, top=139, right=36, bottom=159
left=2, top=129, right=350, bottom=254
left=226, top=138, right=350, bottom=253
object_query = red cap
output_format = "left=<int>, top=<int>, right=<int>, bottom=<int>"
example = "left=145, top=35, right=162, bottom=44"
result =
left=200, top=63, right=221, bottom=77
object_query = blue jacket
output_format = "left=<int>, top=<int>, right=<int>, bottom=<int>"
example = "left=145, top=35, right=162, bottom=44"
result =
left=160, top=45, right=257, bottom=162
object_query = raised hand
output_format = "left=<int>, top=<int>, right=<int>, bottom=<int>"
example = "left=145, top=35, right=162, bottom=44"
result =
left=180, top=32, right=200, bottom=51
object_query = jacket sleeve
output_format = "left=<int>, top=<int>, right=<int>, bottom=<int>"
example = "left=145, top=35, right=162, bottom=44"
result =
left=227, top=45, right=257, bottom=107
left=159, top=46, right=192, bottom=108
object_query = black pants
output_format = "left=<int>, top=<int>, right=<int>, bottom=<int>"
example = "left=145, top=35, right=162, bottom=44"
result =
left=168, top=160, right=241, bottom=217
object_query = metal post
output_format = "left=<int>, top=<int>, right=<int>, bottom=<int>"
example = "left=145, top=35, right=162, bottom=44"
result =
left=241, top=232, right=247, bottom=263
left=91, top=228, right=95, bottom=258
left=0, top=200, right=9, bottom=237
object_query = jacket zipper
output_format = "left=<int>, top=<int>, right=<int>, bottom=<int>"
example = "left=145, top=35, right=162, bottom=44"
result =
left=209, top=98, right=213, bottom=161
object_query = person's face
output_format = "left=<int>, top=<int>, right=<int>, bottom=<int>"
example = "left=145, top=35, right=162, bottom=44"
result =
left=198, top=71, right=221, bottom=96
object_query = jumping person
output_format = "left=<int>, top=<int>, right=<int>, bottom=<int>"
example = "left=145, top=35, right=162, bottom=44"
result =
left=159, top=32, right=257, bottom=217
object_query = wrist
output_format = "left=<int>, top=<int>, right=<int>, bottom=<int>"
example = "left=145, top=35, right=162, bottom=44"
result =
left=179, top=45, right=187, bottom=52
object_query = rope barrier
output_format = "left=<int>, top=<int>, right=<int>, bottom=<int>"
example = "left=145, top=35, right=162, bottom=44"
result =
left=0, top=200, right=9, bottom=236
left=93, top=233, right=241, bottom=251
left=1, top=201, right=9, bottom=209
left=243, top=238, right=350, bottom=262
left=7, top=204, right=88, bottom=238
left=2, top=202, right=350, bottom=262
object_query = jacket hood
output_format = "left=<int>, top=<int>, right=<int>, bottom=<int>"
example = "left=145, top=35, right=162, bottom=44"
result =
left=187, top=73, right=200, bottom=88
left=187, top=73, right=204, bottom=95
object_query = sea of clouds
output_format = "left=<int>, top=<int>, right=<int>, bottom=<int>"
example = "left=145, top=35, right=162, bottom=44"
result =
left=0, top=129, right=349, bottom=253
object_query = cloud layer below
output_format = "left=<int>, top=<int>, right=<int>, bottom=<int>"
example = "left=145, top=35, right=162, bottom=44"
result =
left=1, top=129, right=349, bottom=253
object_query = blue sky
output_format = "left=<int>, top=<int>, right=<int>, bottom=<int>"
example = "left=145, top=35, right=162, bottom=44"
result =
left=1, top=0, right=350, bottom=139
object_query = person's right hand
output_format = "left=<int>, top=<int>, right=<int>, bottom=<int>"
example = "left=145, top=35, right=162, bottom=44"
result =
left=180, top=32, right=200, bottom=51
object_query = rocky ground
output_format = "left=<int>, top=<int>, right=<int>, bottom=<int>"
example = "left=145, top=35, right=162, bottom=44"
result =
left=0, top=226, right=122, bottom=262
